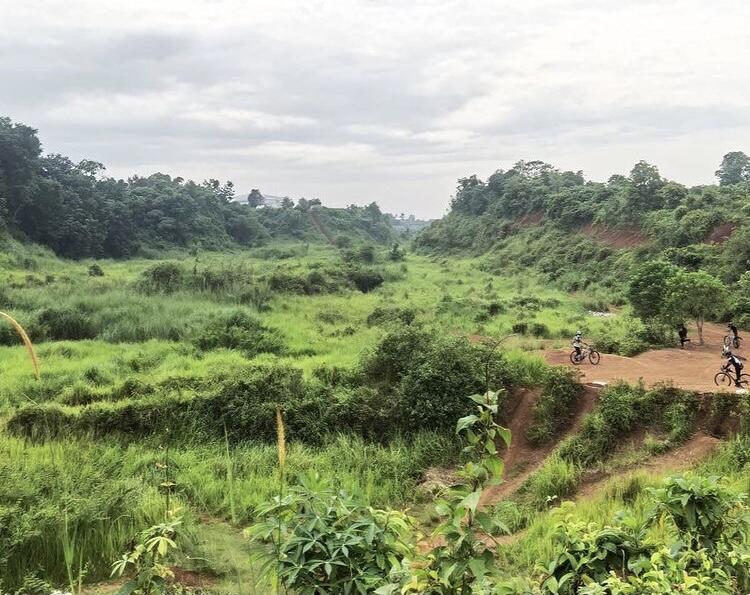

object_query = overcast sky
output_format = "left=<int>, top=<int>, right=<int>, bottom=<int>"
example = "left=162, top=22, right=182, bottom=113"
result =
left=2, top=0, right=750, bottom=217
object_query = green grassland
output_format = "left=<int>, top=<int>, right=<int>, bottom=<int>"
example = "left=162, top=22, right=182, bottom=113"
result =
left=0, top=238, right=747, bottom=593
left=0, top=237, right=642, bottom=590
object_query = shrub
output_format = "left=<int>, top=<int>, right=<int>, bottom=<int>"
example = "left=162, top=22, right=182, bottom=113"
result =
left=87, top=263, right=104, bottom=277
left=512, top=321, right=529, bottom=335
left=193, top=310, right=286, bottom=357
left=366, top=306, right=416, bottom=327
left=249, top=473, right=414, bottom=595
left=346, top=267, right=384, bottom=293
left=527, top=367, right=583, bottom=445
left=36, top=306, right=97, bottom=341
left=136, top=262, right=186, bottom=294
left=397, top=337, right=510, bottom=432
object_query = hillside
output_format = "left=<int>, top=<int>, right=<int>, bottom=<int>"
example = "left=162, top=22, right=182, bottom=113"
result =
left=1, top=125, right=749, bottom=593
left=415, top=159, right=750, bottom=302
left=0, top=116, right=396, bottom=258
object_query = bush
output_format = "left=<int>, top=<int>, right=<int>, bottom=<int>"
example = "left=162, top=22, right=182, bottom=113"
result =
left=87, top=263, right=104, bottom=277
left=193, top=310, right=286, bottom=357
left=248, top=473, right=414, bottom=595
left=527, top=367, right=583, bottom=445
left=36, top=306, right=97, bottom=341
left=366, top=306, right=416, bottom=327
left=136, top=262, right=185, bottom=294
left=346, top=267, right=384, bottom=293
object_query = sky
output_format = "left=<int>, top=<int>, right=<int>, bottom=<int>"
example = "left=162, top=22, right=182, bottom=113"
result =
left=2, top=0, right=750, bottom=218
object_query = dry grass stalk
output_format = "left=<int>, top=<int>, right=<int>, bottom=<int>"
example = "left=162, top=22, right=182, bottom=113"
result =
left=0, top=310, right=40, bottom=380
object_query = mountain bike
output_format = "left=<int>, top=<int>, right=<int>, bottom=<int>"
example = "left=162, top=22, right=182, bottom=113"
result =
left=723, top=334, right=743, bottom=349
left=570, top=345, right=601, bottom=365
left=714, top=364, right=750, bottom=388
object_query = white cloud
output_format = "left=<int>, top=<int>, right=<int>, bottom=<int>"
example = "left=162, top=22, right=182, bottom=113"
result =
left=1, top=0, right=749, bottom=217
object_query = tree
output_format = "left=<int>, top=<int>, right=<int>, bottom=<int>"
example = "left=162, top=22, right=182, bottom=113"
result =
left=247, top=188, right=263, bottom=207
left=628, top=261, right=678, bottom=320
left=625, top=160, right=664, bottom=214
left=715, top=151, right=750, bottom=186
left=664, top=270, right=727, bottom=344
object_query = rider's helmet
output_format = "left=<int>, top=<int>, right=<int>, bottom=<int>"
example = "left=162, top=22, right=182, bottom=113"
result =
left=575, top=330, right=582, bottom=337
left=723, top=345, right=732, bottom=357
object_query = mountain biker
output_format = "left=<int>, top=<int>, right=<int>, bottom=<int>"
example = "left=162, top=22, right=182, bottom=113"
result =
left=728, top=322, right=739, bottom=344
left=572, top=331, right=583, bottom=360
left=723, top=346, right=746, bottom=387
left=678, top=323, right=689, bottom=348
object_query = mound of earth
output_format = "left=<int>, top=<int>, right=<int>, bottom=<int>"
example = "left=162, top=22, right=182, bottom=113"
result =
left=481, top=385, right=599, bottom=505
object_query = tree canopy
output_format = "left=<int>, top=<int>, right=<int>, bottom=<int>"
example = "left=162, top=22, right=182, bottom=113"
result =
left=0, top=116, right=394, bottom=257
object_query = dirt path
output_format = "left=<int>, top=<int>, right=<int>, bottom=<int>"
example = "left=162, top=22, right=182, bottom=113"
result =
left=576, top=433, right=722, bottom=499
left=481, top=385, right=599, bottom=505
left=545, top=322, right=744, bottom=393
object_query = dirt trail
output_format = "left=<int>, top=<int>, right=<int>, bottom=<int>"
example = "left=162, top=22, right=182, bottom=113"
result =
left=481, top=385, right=599, bottom=505
left=576, top=433, right=722, bottom=499
left=545, top=322, right=743, bottom=393
left=307, top=208, right=337, bottom=246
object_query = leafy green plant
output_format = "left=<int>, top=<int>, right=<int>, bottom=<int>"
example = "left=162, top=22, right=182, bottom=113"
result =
left=248, top=473, right=414, bottom=595
left=111, top=515, right=182, bottom=595
left=647, top=473, right=748, bottom=552
left=403, top=390, right=511, bottom=594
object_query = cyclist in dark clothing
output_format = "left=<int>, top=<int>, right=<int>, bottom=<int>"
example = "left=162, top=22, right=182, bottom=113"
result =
left=723, top=346, right=746, bottom=386
left=678, top=324, right=689, bottom=348
left=728, top=323, right=739, bottom=343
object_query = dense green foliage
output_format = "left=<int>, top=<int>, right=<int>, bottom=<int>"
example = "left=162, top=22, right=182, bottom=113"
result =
left=415, top=156, right=750, bottom=324
left=0, top=117, right=394, bottom=257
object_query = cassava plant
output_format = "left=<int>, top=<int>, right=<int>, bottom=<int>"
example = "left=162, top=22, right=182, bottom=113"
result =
left=111, top=514, right=182, bottom=595
left=402, top=390, right=511, bottom=595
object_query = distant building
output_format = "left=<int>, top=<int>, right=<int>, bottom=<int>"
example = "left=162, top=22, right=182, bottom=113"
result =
left=241, top=189, right=289, bottom=209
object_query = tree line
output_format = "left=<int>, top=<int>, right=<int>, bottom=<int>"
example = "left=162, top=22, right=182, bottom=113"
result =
left=0, top=116, right=393, bottom=258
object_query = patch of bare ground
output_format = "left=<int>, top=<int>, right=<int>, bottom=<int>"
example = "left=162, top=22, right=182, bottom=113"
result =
left=706, top=221, right=736, bottom=244
left=576, top=433, right=722, bottom=500
left=580, top=223, right=650, bottom=249
left=545, top=322, right=745, bottom=393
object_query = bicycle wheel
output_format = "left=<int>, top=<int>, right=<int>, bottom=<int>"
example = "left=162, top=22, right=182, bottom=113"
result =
left=723, top=335, right=732, bottom=347
left=737, top=374, right=750, bottom=388
left=569, top=351, right=581, bottom=365
left=715, top=372, right=733, bottom=387
left=588, top=350, right=601, bottom=365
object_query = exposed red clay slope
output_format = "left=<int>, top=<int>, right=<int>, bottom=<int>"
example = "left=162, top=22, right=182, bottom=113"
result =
left=706, top=222, right=737, bottom=245
left=580, top=223, right=650, bottom=249
left=307, top=208, right=337, bottom=246
left=545, top=322, right=740, bottom=393
left=481, top=385, right=599, bottom=505
left=512, top=211, right=545, bottom=229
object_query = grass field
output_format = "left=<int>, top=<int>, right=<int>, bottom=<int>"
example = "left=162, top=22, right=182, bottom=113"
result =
left=1, top=238, right=738, bottom=592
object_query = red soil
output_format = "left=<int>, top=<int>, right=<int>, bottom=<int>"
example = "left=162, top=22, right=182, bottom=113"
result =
left=580, top=223, right=650, bottom=249
left=706, top=222, right=736, bottom=245
left=481, top=385, right=599, bottom=505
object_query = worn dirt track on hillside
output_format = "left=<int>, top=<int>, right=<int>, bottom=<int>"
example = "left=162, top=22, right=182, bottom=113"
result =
left=481, top=385, right=599, bottom=505
left=545, top=322, right=743, bottom=393
left=576, top=433, right=722, bottom=500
